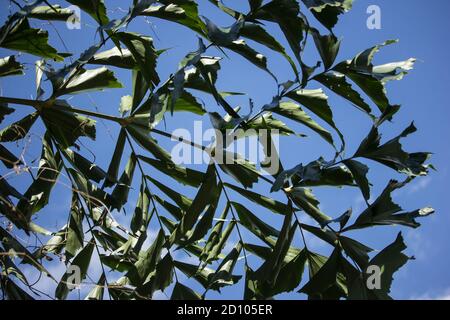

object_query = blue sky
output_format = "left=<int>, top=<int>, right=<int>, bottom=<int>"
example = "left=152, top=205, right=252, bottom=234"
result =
left=1, top=0, right=449, bottom=300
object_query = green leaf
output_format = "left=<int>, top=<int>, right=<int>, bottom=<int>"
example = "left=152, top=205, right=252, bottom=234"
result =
left=333, top=40, right=402, bottom=113
left=200, top=203, right=231, bottom=263
left=55, top=67, right=122, bottom=96
left=27, top=5, right=74, bottom=21
left=246, top=112, right=295, bottom=136
left=302, top=0, right=353, bottom=30
left=2, top=277, right=34, bottom=300
left=126, top=124, right=172, bottom=163
left=146, top=175, right=192, bottom=210
left=16, top=134, right=62, bottom=222
left=55, top=240, right=95, bottom=300
left=276, top=159, right=354, bottom=189
left=114, top=32, right=160, bottom=87
left=217, top=152, right=260, bottom=188
left=311, top=28, right=341, bottom=70
left=346, top=179, right=434, bottom=231
left=90, top=47, right=136, bottom=69
left=104, top=129, right=126, bottom=188
left=0, top=55, right=23, bottom=77
left=62, top=148, right=107, bottom=183
left=254, top=208, right=295, bottom=286
left=166, top=91, right=206, bottom=115
left=314, top=71, right=372, bottom=115
left=286, top=88, right=344, bottom=150
left=129, top=181, right=152, bottom=253
left=126, top=230, right=165, bottom=286
left=203, top=15, right=244, bottom=46
left=224, top=39, right=276, bottom=80
left=85, top=273, right=106, bottom=300
left=269, top=101, right=334, bottom=147
left=0, top=18, right=64, bottom=61
left=174, top=164, right=219, bottom=239
left=171, top=282, right=202, bottom=300
left=178, top=174, right=221, bottom=246
left=173, top=261, right=213, bottom=290
left=0, top=103, right=14, bottom=124
left=0, top=225, right=54, bottom=279
left=69, top=168, right=112, bottom=209
left=240, top=22, right=299, bottom=77
left=231, top=202, right=279, bottom=246
left=0, top=144, right=20, bottom=170
left=0, top=112, right=38, bottom=142
left=368, top=232, right=411, bottom=299
left=300, top=247, right=347, bottom=299
left=0, top=172, right=23, bottom=198
left=111, top=154, right=137, bottom=211
left=130, top=71, right=148, bottom=113
left=260, top=249, right=308, bottom=297
left=289, top=187, right=331, bottom=226
left=65, top=195, right=84, bottom=260
left=41, top=105, right=96, bottom=148
left=226, top=183, right=289, bottom=214
left=355, top=123, right=432, bottom=177
left=201, top=220, right=235, bottom=265
left=66, top=0, right=109, bottom=25
left=343, top=159, right=371, bottom=200
left=140, top=1, right=206, bottom=36
left=208, top=242, right=243, bottom=290
left=253, top=0, right=307, bottom=65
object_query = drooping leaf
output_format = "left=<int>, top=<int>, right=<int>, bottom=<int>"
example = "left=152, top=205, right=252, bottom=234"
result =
left=0, top=18, right=64, bottom=61
left=85, top=273, right=106, bottom=300
left=268, top=101, right=334, bottom=147
left=311, top=28, right=341, bottom=70
left=343, top=159, right=371, bottom=200
left=288, top=187, right=331, bottom=226
left=0, top=112, right=38, bottom=142
left=62, top=148, right=107, bottom=183
left=252, top=0, right=307, bottom=65
left=114, top=32, right=160, bottom=87
left=231, top=202, right=279, bottom=246
left=66, top=0, right=109, bottom=25
left=140, top=0, right=207, bottom=36
left=302, top=0, right=353, bottom=30
left=226, top=183, right=289, bottom=214
left=0, top=55, right=23, bottom=77
left=171, top=282, right=202, bottom=300
left=217, top=151, right=260, bottom=188
left=65, top=195, right=85, bottom=260
left=27, top=5, right=74, bottom=21
left=354, top=123, right=432, bottom=177
left=286, top=88, right=344, bottom=150
left=0, top=103, right=14, bottom=124
left=41, top=104, right=96, bottom=148
left=111, top=154, right=137, bottom=211
left=55, top=240, right=95, bottom=300
left=314, top=71, right=372, bottom=115
left=16, top=134, right=62, bottom=222
left=368, top=232, right=411, bottom=299
left=54, top=67, right=122, bottom=96
left=345, top=179, right=434, bottom=231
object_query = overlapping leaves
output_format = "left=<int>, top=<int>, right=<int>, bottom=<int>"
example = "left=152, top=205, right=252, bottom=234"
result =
left=0, top=0, right=434, bottom=301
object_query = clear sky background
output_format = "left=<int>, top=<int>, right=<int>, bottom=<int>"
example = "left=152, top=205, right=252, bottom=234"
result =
left=0, top=0, right=449, bottom=300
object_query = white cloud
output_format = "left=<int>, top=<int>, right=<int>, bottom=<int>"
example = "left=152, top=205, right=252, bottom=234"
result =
left=407, top=177, right=432, bottom=194
left=412, top=288, right=450, bottom=300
